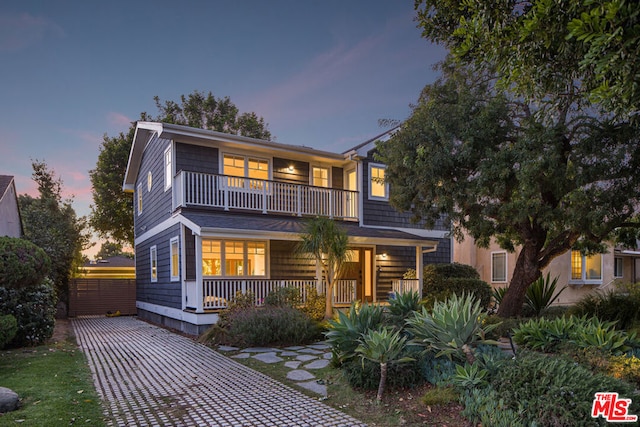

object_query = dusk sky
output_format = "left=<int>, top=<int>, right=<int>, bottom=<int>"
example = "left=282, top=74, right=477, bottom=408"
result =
left=1, top=1, right=446, bottom=256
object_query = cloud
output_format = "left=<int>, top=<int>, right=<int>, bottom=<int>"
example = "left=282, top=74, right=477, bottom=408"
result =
left=0, top=13, right=64, bottom=52
left=108, top=112, right=134, bottom=128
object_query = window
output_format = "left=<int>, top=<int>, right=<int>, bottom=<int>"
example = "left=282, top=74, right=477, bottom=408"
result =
left=369, top=164, right=388, bottom=200
left=202, top=239, right=266, bottom=277
left=147, top=171, right=153, bottom=192
left=223, top=154, right=270, bottom=189
left=137, top=183, right=143, bottom=215
left=570, top=250, right=602, bottom=282
left=491, top=252, right=507, bottom=283
left=164, top=146, right=172, bottom=190
left=150, top=245, right=157, bottom=282
left=170, top=237, right=179, bottom=281
left=614, top=257, right=623, bottom=278
left=311, top=166, right=329, bottom=187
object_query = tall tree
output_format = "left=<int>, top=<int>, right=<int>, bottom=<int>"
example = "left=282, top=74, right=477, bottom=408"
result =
left=296, top=217, right=350, bottom=319
left=377, top=65, right=640, bottom=317
left=414, top=0, right=640, bottom=119
left=90, top=91, right=272, bottom=247
left=19, top=160, right=93, bottom=304
left=95, top=241, right=133, bottom=260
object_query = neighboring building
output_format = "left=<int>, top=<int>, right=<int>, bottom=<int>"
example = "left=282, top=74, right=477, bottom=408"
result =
left=80, top=256, right=136, bottom=279
left=0, top=175, right=23, bottom=238
left=123, top=122, right=451, bottom=334
left=454, top=235, right=640, bottom=306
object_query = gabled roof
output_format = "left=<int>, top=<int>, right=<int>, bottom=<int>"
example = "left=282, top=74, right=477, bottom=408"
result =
left=0, top=175, right=14, bottom=200
left=123, top=122, right=349, bottom=192
left=343, top=125, right=401, bottom=158
left=0, top=175, right=24, bottom=237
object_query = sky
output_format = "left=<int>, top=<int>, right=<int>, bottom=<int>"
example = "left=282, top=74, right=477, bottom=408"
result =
left=0, top=1, right=446, bottom=257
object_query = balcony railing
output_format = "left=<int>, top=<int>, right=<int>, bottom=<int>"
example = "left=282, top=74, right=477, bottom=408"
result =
left=174, top=171, right=359, bottom=220
left=185, top=279, right=358, bottom=310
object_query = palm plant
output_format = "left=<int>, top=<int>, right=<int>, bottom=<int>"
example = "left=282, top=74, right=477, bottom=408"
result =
left=406, top=293, right=498, bottom=364
left=525, top=272, right=564, bottom=316
left=296, top=217, right=349, bottom=319
left=355, top=327, right=414, bottom=402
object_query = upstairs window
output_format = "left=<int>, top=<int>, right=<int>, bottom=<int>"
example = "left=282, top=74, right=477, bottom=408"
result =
left=311, top=166, right=329, bottom=188
left=164, top=146, right=172, bottom=190
left=491, top=252, right=507, bottom=283
left=223, top=154, right=270, bottom=189
left=137, top=183, right=143, bottom=215
left=570, top=250, right=602, bottom=283
left=369, top=164, right=388, bottom=200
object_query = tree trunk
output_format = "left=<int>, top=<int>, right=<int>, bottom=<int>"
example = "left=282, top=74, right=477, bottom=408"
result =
left=496, top=242, right=542, bottom=318
left=377, top=362, right=387, bottom=402
left=325, top=281, right=334, bottom=320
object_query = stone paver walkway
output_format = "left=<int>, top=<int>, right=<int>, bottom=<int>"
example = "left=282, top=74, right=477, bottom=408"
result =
left=72, top=316, right=366, bottom=427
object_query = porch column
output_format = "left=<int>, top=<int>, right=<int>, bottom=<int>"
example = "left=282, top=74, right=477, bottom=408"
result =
left=195, top=234, right=204, bottom=313
left=416, top=246, right=424, bottom=298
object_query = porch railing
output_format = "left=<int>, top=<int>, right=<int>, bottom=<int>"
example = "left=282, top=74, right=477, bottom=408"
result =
left=174, top=171, right=359, bottom=221
left=392, top=279, right=421, bottom=296
left=193, top=278, right=358, bottom=310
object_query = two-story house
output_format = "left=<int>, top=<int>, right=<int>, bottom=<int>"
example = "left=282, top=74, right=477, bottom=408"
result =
left=123, top=122, right=451, bottom=334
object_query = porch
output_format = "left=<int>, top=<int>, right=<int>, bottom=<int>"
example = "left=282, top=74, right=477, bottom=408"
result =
left=184, top=278, right=422, bottom=312
left=174, top=171, right=359, bottom=221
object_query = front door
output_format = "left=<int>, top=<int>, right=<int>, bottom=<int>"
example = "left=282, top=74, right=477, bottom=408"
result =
left=341, top=248, right=374, bottom=302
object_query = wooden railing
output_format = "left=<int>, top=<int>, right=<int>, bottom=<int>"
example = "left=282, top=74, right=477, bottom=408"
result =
left=391, top=279, right=421, bottom=296
left=174, top=171, right=359, bottom=220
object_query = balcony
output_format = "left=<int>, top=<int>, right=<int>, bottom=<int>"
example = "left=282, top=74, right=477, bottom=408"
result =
left=174, top=171, right=359, bottom=221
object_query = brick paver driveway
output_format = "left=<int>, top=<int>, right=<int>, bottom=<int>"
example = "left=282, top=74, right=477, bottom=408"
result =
left=72, top=316, right=366, bottom=427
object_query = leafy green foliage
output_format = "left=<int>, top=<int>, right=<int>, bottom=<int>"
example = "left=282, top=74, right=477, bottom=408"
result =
left=324, top=302, right=386, bottom=365
left=0, top=236, right=50, bottom=289
left=422, top=263, right=491, bottom=309
left=420, top=354, right=458, bottom=386
left=524, top=273, right=564, bottom=317
left=220, top=306, right=321, bottom=347
left=451, top=363, right=489, bottom=390
left=489, top=350, right=639, bottom=426
left=387, top=290, right=423, bottom=330
left=407, top=293, right=498, bottom=364
left=421, top=385, right=459, bottom=406
left=514, top=315, right=638, bottom=354
left=570, top=285, right=640, bottom=330
left=607, top=355, right=640, bottom=388
left=0, top=314, right=17, bottom=349
left=461, top=387, right=523, bottom=427
left=482, top=315, right=518, bottom=341
left=0, top=281, right=57, bottom=347
left=265, top=286, right=302, bottom=308
left=298, top=285, right=325, bottom=322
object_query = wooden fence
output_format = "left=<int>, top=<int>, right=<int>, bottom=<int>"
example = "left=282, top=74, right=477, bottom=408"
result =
left=69, top=278, right=136, bottom=317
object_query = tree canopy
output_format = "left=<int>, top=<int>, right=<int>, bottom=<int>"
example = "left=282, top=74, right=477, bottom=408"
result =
left=377, top=65, right=640, bottom=317
left=90, top=90, right=272, bottom=247
left=414, top=0, right=640, bottom=119
left=19, top=160, right=92, bottom=303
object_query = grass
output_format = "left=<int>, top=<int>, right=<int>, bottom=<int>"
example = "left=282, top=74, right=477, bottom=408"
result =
left=0, top=325, right=107, bottom=426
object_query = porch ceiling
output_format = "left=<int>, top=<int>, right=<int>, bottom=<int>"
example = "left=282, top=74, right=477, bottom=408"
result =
left=179, top=211, right=438, bottom=248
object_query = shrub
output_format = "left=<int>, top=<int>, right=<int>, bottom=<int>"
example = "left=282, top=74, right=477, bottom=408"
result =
left=0, top=281, right=57, bottom=347
left=570, top=286, right=640, bottom=330
left=421, top=353, right=458, bottom=386
left=265, top=286, right=301, bottom=308
left=461, top=387, right=524, bottom=427
left=223, top=306, right=321, bottom=347
left=607, top=355, right=640, bottom=387
left=407, top=293, right=498, bottom=364
left=488, top=350, right=639, bottom=426
left=387, top=290, right=423, bottom=331
left=0, top=314, right=17, bottom=349
left=483, top=315, right=520, bottom=341
left=421, top=385, right=459, bottom=406
left=324, top=302, right=386, bottom=364
left=299, top=285, right=325, bottom=322
left=0, top=236, right=51, bottom=289
left=423, top=263, right=491, bottom=309
left=524, top=272, right=564, bottom=317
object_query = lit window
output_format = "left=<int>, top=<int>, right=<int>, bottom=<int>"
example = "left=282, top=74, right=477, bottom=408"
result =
left=223, top=154, right=270, bottom=189
left=170, top=237, right=179, bottom=281
left=369, top=164, right=388, bottom=200
left=150, top=245, right=157, bottom=283
left=137, top=183, right=143, bottom=216
left=491, top=252, right=507, bottom=282
left=164, top=147, right=172, bottom=190
left=202, top=239, right=266, bottom=277
left=312, top=166, right=329, bottom=188
left=614, top=257, right=623, bottom=278
left=570, top=250, right=602, bottom=282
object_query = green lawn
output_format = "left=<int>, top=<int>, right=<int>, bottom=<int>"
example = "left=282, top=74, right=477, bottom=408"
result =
left=0, top=332, right=106, bottom=426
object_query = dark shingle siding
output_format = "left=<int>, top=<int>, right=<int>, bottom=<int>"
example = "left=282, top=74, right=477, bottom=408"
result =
left=175, top=142, right=218, bottom=174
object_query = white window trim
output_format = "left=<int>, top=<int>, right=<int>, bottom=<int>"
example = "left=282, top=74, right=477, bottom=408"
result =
left=310, top=165, right=331, bottom=188
left=368, top=163, right=389, bottom=201
left=569, top=251, right=603, bottom=285
left=491, top=251, right=508, bottom=283
left=164, top=146, right=172, bottom=191
left=137, top=183, right=143, bottom=216
left=170, top=236, right=179, bottom=282
left=614, top=256, right=624, bottom=278
left=202, top=239, right=269, bottom=278
left=150, top=245, right=157, bottom=283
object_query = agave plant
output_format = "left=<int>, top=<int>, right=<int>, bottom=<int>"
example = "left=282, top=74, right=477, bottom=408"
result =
left=406, top=293, right=498, bottom=364
left=324, top=302, right=386, bottom=364
left=355, top=327, right=414, bottom=402
left=525, top=272, right=564, bottom=316
left=387, top=290, right=423, bottom=331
